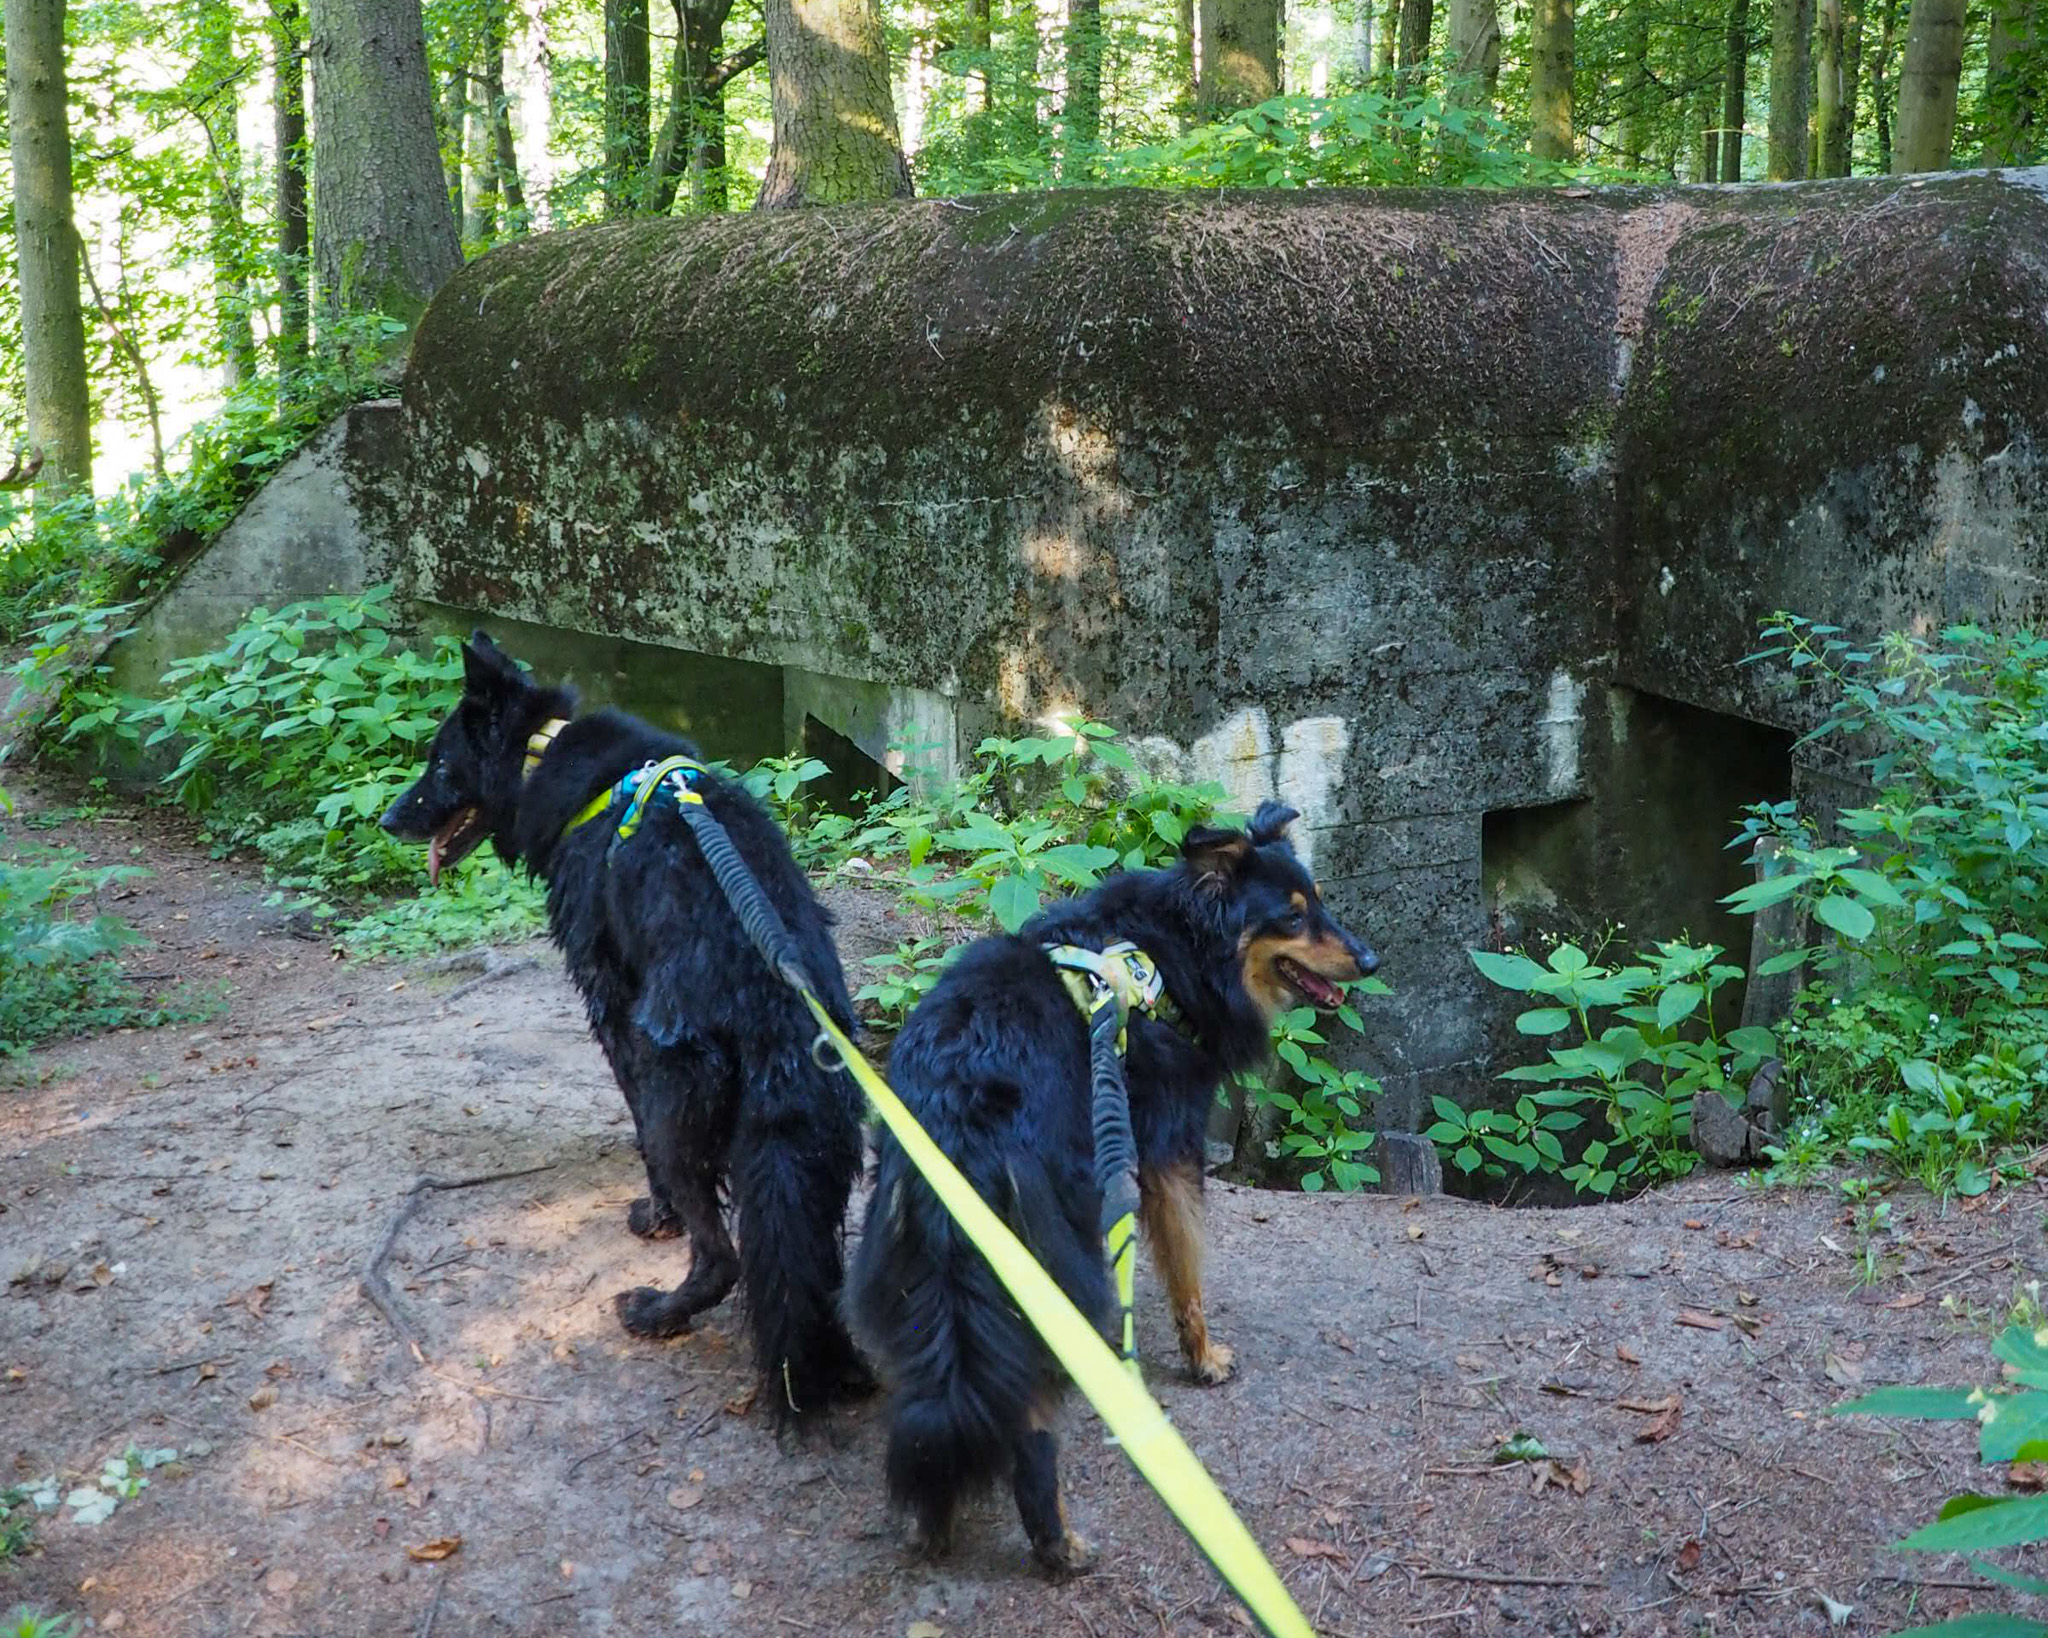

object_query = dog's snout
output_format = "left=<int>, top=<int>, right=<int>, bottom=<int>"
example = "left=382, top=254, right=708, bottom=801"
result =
left=1346, top=933, right=1380, bottom=978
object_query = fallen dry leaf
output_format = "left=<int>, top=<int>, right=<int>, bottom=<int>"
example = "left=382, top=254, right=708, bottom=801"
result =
left=731, top=1579, right=752, bottom=1600
left=406, top=1537, right=462, bottom=1562
left=725, top=1384, right=759, bottom=1417
left=1716, top=1228, right=1761, bottom=1251
left=263, top=1568, right=300, bottom=1597
left=906, top=1624, right=945, bottom=1638
left=1615, top=1344, right=1642, bottom=1366
left=1637, top=1405, right=1683, bottom=1443
left=1286, top=1538, right=1347, bottom=1561
left=372, top=1518, right=391, bottom=1540
left=2009, top=1463, right=2047, bottom=1490
left=1531, top=1458, right=1591, bottom=1497
left=1682, top=1219, right=1706, bottom=1231
left=1618, top=1394, right=1680, bottom=1415
left=247, top=1383, right=278, bottom=1412
left=1886, top=1291, right=1927, bottom=1311
left=1824, top=1352, right=1865, bottom=1387
left=667, top=1484, right=704, bottom=1511
left=1674, top=1539, right=1702, bottom=1574
left=1675, top=1310, right=1726, bottom=1331
left=383, top=1465, right=408, bottom=1490
left=1406, top=1224, right=1425, bottom=1241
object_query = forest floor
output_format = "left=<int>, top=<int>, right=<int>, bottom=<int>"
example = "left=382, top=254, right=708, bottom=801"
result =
left=5, top=776, right=2047, bottom=1638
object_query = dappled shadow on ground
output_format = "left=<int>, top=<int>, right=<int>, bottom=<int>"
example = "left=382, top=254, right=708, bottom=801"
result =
left=4, top=786, right=2045, bottom=1637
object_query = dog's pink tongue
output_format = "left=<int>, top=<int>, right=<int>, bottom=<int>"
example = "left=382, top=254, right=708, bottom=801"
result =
left=1300, top=968, right=1340, bottom=1006
left=427, top=832, right=443, bottom=887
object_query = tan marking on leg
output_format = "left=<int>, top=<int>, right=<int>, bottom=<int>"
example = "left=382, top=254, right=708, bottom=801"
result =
left=1140, top=1161, right=1236, bottom=1384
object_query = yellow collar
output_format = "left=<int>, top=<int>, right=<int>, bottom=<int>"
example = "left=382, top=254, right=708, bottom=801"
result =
left=524, top=717, right=570, bottom=780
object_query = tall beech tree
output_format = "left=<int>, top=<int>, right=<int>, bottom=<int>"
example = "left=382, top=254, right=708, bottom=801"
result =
left=756, top=0, right=911, bottom=205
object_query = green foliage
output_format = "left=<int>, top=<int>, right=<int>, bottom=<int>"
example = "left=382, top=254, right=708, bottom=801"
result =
left=1832, top=1320, right=2048, bottom=1635
left=1240, top=992, right=1388, bottom=1192
left=1451, top=936, right=1774, bottom=1196
left=1738, top=617, right=2048, bottom=1190
left=0, top=1482, right=40, bottom=1566
left=855, top=934, right=959, bottom=1032
left=0, top=834, right=164, bottom=1054
left=3, top=1609, right=78, bottom=1638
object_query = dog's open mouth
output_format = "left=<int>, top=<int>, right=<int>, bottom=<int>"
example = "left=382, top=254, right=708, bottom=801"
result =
left=426, top=808, right=489, bottom=886
left=1275, top=956, right=1346, bottom=1011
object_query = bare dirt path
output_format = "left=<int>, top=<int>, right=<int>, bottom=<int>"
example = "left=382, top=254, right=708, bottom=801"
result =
left=4, top=782, right=2045, bottom=1638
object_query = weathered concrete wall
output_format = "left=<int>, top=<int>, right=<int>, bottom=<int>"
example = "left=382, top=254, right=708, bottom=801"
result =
left=387, top=173, right=2048, bottom=1124
left=105, top=403, right=407, bottom=697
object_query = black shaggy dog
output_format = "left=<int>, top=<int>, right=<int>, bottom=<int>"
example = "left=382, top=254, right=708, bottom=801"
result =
left=846, top=800, right=1378, bottom=1571
left=380, top=633, right=868, bottom=1428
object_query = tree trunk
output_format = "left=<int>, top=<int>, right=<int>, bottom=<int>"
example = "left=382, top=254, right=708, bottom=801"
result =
left=196, top=0, right=259, bottom=390
left=1767, top=0, right=1811, bottom=176
left=1376, top=0, right=1398, bottom=78
left=1815, top=0, right=1845, bottom=172
left=1838, top=2, right=1865, bottom=169
left=1196, top=0, right=1280, bottom=113
left=604, top=0, right=651, bottom=214
left=271, top=0, right=309, bottom=378
left=483, top=2, right=526, bottom=229
left=1720, top=0, right=1749, bottom=179
left=1891, top=0, right=1965, bottom=170
left=1700, top=87, right=1720, bottom=178
left=970, top=0, right=995, bottom=111
left=1618, top=4, right=1651, bottom=165
left=1527, top=0, right=1573, bottom=159
left=438, top=65, right=465, bottom=208
left=307, top=0, right=462, bottom=333
left=647, top=0, right=755, bottom=214
left=462, top=60, right=496, bottom=241
left=1065, top=0, right=1103, bottom=150
left=4, top=0, right=92, bottom=496
left=1445, top=0, right=1499, bottom=108
left=756, top=0, right=910, bottom=206
left=1982, top=0, right=2037, bottom=162
left=1870, top=0, right=1897, bottom=166
left=1396, top=0, right=1432, bottom=80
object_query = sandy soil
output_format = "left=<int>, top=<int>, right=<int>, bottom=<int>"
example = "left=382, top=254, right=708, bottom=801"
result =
left=4, top=778, right=2046, bottom=1638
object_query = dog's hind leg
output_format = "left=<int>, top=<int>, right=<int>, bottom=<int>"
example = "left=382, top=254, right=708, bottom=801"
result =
left=614, top=1056, right=741, bottom=1340
left=728, top=1045, right=869, bottom=1427
left=1139, top=1159, right=1236, bottom=1385
left=1011, top=1402, right=1094, bottom=1576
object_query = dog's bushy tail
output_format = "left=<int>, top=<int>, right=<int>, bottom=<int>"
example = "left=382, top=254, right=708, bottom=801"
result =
left=849, top=1145, right=1084, bottom=1537
left=728, top=1057, right=867, bottom=1428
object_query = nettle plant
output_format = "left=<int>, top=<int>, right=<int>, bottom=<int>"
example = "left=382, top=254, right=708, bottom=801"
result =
left=1241, top=989, right=1391, bottom=1192
left=1832, top=1313, right=2048, bottom=1637
left=1446, top=937, right=1777, bottom=1196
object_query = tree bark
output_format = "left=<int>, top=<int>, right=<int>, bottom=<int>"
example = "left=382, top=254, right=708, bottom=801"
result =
left=1767, top=0, right=1811, bottom=177
left=970, top=0, right=995, bottom=111
left=1527, top=0, right=1573, bottom=159
left=196, top=0, right=259, bottom=390
left=1618, top=4, right=1651, bottom=164
left=1065, top=0, right=1103, bottom=151
left=1396, top=0, right=1432, bottom=80
left=483, top=1, right=526, bottom=230
left=1445, top=0, right=1498, bottom=109
left=1838, top=1, right=1865, bottom=169
left=462, top=57, right=496, bottom=242
left=271, top=0, right=309, bottom=377
left=647, top=0, right=759, bottom=214
left=1720, top=0, right=1749, bottom=179
left=1815, top=0, right=1845, bottom=172
left=604, top=0, right=651, bottom=214
left=1982, top=0, right=2037, bottom=162
left=1376, top=0, right=1398, bottom=78
left=1891, top=0, right=1965, bottom=170
left=4, top=0, right=92, bottom=496
left=307, top=0, right=462, bottom=333
left=756, top=0, right=910, bottom=206
left=1196, top=0, right=1280, bottom=113
left=1870, top=0, right=1897, bottom=166
left=437, top=64, right=465, bottom=208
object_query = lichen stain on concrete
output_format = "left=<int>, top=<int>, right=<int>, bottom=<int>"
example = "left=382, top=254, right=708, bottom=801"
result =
left=1540, top=670, right=1587, bottom=800
left=1131, top=707, right=1350, bottom=868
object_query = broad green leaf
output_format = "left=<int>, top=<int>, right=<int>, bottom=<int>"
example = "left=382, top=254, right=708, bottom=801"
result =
left=1725, top=1025, right=1777, bottom=1057
left=1722, top=872, right=1811, bottom=911
left=1656, top=982, right=1703, bottom=1031
left=1814, top=893, right=1876, bottom=940
left=1840, top=867, right=1907, bottom=907
left=1829, top=1386, right=1982, bottom=1420
left=1994, top=1326, right=2048, bottom=1389
left=1470, top=950, right=1546, bottom=991
left=1515, top=1007, right=1572, bottom=1035
left=1979, top=1394, right=2048, bottom=1463
left=1899, top=1493, right=2048, bottom=1553
left=987, top=874, right=1039, bottom=933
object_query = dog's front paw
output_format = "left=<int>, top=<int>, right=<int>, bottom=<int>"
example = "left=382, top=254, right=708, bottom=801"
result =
left=1033, top=1529, right=1098, bottom=1578
left=1189, top=1340, right=1237, bottom=1385
left=613, top=1285, right=692, bottom=1339
left=626, top=1195, right=682, bottom=1240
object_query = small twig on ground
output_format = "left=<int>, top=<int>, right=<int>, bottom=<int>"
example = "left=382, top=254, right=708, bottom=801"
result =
left=360, top=1164, right=555, bottom=1363
left=265, top=1429, right=336, bottom=1465
left=1421, top=1567, right=1606, bottom=1589
left=422, top=948, right=537, bottom=1009
left=417, top=1578, right=446, bottom=1638
left=136, top=1353, right=237, bottom=1377
left=1402, top=1609, right=1477, bottom=1627
left=423, top=1364, right=560, bottom=1405
left=567, top=1424, right=649, bottom=1477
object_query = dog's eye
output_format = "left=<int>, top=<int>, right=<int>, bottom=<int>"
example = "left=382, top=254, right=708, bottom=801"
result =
left=1279, top=909, right=1306, bottom=934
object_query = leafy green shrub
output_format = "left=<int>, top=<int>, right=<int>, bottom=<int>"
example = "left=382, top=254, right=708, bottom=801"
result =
left=855, top=934, right=959, bottom=1031
left=1240, top=994, right=1388, bottom=1192
left=1740, top=617, right=2048, bottom=1186
left=3, top=1608, right=78, bottom=1638
left=1832, top=1316, right=2048, bottom=1635
left=1450, top=937, right=1777, bottom=1196
left=0, top=828, right=157, bottom=1054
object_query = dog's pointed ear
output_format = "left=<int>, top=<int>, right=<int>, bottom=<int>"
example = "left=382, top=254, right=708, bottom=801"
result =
left=1182, top=822, right=1253, bottom=889
left=1247, top=801, right=1300, bottom=846
left=460, top=630, right=522, bottom=702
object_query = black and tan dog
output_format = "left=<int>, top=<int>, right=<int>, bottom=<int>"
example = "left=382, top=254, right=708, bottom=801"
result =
left=380, top=633, right=868, bottom=1428
left=845, top=800, right=1377, bottom=1570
